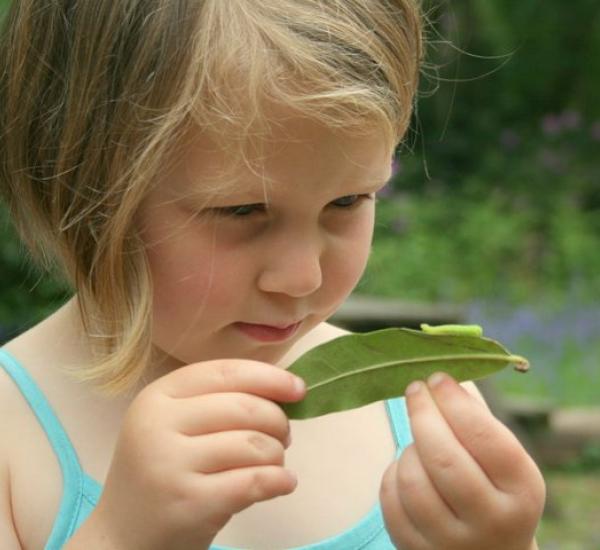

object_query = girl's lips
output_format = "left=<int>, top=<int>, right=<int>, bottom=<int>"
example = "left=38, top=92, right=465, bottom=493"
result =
left=234, top=321, right=302, bottom=343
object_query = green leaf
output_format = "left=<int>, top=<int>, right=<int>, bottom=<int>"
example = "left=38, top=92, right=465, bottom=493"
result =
left=281, top=327, right=529, bottom=420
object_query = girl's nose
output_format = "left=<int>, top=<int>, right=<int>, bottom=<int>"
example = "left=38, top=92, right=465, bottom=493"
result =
left=257, top=237, right=323, bottom=298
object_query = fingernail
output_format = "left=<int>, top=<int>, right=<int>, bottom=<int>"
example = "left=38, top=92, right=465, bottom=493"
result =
left=293, top=376, right=306, bottom=394
left=405, top=380, right=423, bottom=396
left=428, top=372, right=449, bottom=389
left=286, top=469, right=298, bottom=488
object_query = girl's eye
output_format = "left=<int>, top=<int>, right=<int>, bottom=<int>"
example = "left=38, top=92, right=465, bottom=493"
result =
left=330, top=194, right=373, bottom=208
left=213, top=203, right=265, bottom=217
left=210, top=194, right=373, bottom=219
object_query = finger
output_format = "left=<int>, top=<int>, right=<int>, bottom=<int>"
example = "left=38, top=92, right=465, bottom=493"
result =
left=380, top=459, right=431, bottom=550
left=184, top=430, right=286, bottom=473
left=156, top=359, right=306, bottom=402
left=405, top=379, right=498, bottom=522
left=393, top=444, right=464, bottom=546
left=428, top=372, right=541, bottom=495
left=194, top=465, right=298, bottom=516
left=171, top=392, right=290, bottom=444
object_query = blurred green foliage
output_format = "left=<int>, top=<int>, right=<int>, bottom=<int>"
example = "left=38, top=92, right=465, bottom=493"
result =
left=537, top=469, right=600, bottom=549
left=358, top=0, right=600, bottom=304
left=1, top=0, right=599, bottom=331
left=0, top=206, right=71, bottom=334
left=359, top=142, right=600, bottom=304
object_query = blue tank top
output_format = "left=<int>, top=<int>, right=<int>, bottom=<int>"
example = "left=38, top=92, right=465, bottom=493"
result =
left=0, top=348, right=412, bottom=549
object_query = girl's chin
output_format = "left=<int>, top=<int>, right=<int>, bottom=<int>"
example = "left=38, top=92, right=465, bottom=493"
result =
left=149, top=338, right=295, bottom=370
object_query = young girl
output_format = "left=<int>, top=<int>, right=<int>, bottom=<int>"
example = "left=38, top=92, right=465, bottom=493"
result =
left=0, top=1, right=545, bottom=549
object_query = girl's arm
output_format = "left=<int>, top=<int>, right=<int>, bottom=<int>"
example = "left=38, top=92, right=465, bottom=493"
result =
left=64, top=514, right=120, bottom=550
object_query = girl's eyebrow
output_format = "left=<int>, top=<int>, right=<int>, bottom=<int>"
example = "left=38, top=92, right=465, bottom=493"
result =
left=179, top=173, right=392, bottom=204
left=239, top=178, right=391, bottom=200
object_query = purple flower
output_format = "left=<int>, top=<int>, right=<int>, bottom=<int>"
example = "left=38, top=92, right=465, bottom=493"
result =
left=467, top=299, right=600, bottom=406
left=590, top=121, right=600, bottom=142
left=541, top=114, right=562, bottom=136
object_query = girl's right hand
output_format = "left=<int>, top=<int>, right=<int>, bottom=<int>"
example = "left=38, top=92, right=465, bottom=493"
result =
left=76, top=359, right=306, bottom=550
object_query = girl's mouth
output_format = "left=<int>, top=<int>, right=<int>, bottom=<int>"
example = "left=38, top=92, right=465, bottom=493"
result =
left=233, top=321, right=302, bottom=343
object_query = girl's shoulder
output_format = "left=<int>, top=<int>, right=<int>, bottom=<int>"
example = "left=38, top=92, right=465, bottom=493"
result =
left=304, top=321, right=350, bottom=345
left=0, top=314, right=117, bottom=550
left=0, top=336, right=60, bottom=550
left=0, top=339, right=37, bottom=458
left=278, top=321, right=349, bottom=368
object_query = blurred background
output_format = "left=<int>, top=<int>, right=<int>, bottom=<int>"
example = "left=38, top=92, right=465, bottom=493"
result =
left=1, top=1, right=599, bottom=548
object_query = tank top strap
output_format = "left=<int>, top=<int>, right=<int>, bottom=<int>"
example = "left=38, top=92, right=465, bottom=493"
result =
left=0, top=348, right=90, bottom=543
left=384, top=397, right=413, bottom=456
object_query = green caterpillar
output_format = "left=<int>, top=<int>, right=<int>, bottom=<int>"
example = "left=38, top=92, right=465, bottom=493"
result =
left=420, top=323, right=484, bottom=337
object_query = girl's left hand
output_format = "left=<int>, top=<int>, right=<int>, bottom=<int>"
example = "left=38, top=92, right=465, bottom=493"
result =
left=379, top=372, right=546, bottom=550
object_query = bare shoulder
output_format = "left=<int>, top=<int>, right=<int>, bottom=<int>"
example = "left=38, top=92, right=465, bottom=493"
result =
left=0, top=354, right=26, bottom=463
left=279, top=321, right=350, bottom=368
left=306, top=321, right=350, bottom=343
left=0, top=316, right=74, bottom=550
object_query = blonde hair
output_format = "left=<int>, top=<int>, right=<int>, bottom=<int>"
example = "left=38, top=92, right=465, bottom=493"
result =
left=0, top=0, right=423, bottom=395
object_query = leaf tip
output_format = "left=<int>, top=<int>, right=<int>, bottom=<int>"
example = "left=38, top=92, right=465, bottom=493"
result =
left=510, top=355, right=530, bottom=372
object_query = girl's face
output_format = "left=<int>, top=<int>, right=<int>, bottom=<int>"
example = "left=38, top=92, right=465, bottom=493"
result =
left=138, top=114, right=392, bottom=370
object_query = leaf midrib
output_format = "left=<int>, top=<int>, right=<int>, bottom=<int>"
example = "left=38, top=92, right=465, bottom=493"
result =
left=306, top=353, right=516, bottom=391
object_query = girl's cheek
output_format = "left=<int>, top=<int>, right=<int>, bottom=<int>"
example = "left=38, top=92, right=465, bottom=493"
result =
left=327, top=215, right=374, bottom=286
left=144, top=226, right=224, bottom=309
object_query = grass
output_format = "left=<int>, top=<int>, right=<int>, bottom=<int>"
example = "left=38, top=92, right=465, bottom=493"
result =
left=537, top=468, right=600, bottom=549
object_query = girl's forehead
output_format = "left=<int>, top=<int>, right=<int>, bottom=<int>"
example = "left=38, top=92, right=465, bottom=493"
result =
left=168, top=119, right=392, bottom=196
left=160, top=117, right=392, bottom=207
